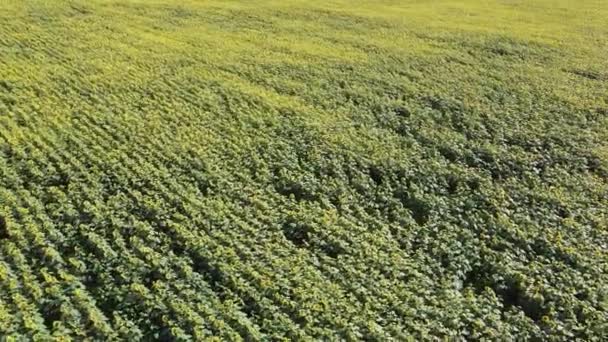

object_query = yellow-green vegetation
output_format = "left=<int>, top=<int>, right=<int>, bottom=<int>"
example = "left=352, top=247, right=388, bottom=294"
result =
left=1, top=0, right=607, bottom=340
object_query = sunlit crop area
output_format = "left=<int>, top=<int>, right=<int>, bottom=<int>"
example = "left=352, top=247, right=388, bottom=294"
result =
left=1, top=0, right=607, bottom=340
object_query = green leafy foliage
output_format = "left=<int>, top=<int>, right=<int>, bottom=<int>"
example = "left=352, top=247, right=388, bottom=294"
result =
left=0, top=0, right=607, bottom=340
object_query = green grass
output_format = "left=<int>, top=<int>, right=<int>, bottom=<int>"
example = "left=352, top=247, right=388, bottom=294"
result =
left=1, top=0, right=607, bottom=340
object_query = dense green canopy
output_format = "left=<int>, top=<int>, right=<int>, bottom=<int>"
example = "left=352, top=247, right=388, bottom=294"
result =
left=0, top=0, right=607, bottom=340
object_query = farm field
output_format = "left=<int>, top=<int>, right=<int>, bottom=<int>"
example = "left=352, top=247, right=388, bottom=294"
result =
left=1, top=0, right=608, bottom=340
